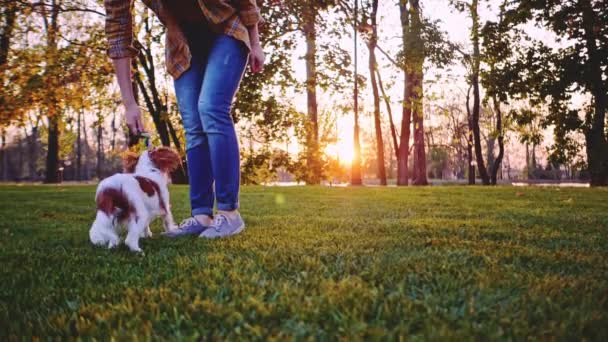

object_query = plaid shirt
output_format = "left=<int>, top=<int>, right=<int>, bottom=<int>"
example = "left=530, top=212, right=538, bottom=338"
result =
left=104, top=0, right=261, bottom=79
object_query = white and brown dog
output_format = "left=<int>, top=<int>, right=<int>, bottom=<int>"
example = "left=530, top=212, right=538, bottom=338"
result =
left=89, top=147, right=181, bottom=253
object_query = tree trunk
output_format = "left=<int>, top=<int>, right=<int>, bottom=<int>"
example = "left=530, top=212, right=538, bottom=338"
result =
left=28, top=123, right=38, bottom=181
left=581, top=0, right=608, bottom=186
left=466, top=85, right=475, bottom=185
left=470, top=0, right=490, bottom=185
left=45, top=116, right=60, bottom=183
left=76, top=109, right=82, bottom=181
left=396, top=0, right=411, bottom=186
left=133, top=65, right=170, bottom=146
left=111, top=112, right=117, bottom=151
left=525, top=143, right=530, bottom=179
left=586, top=120, right=608, bottom=187
left=396, top=73, right=412, bottom=186
left=0, top=130, right=7, bottom=181
left=351, top=0, right=362, bottom=186
left=397, top=79, right=412, bottom=187
left=166, top=119, right=182, bottom=152
left=531, top=143, right=537, bottom=172
left=42, top=0, right=62, bottom=184
left=82, top=113, right=89, bottom=180
left=387, top=136, right=395, bottom=179
left=17, top=131, right=24, bottom=179
left=491, top=97, right=504, bottom=185
left=457, top=138, right=464, bottom=179
left=0, top=4, right=17, bottom=183
left=410, top=0, right=427, bottom=186
left=368, top=0, right=387, bottom=185
left=166, top=118, right=188, bottom=184
left=412, top=71, right=428, bottom=185
left=303, top=7, right=321, bottom=184
left=0, top=0, right=17, bottom=68
left=487, top=136, right=495, bottom=175
left=131, top=13, right=172, bottom=147
left=96, top=122, right=103, bottom=179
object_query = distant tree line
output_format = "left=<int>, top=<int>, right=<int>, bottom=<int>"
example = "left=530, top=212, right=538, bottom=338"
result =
left=0, top=0, right=605, bottom=185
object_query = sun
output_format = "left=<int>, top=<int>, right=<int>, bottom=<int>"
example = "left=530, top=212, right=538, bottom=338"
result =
left=325, top=138, right=355, bottom=166
left=324, top=116, right=357, bottom=166
left=336, top=142, right=355, bottom=165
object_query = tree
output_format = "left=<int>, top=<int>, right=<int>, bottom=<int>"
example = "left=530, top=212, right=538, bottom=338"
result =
left=511, top=107, right=543, bottom=179
left=435, top=100, right=470, bottom=180
left=38, top=0, right=62, bottom=183
left=396, top=0, right=412, bottom=186
left=505, top=0, right=608, bottom=186
left=393, top=0, right=452, bottom=185
left=452, top=0, right=491, bottom=185
left=288, top=0, right=346, bottom=184
left=547, top=133, right=583, bottom=180
left=408, top=0, right=428, bottom=185
left=480, top=0, right=511, bottom=185
left=0, top=0, right=21, bottom=181
left=361, top=0, right=387, bottom=185
left=233, top=0, right=311, bottom=184
left=132, top=7, right=183, bottom=152
left=3, top=1, right=112, bottom=183
left=463, top=85, right=476, bottom=184
left=351, top=0, right=363, bottom=186
left=259, top=0, right=349, bottom=184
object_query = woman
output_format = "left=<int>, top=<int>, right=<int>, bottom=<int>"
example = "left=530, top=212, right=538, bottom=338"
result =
left=104, top=0, right=264, bottom=238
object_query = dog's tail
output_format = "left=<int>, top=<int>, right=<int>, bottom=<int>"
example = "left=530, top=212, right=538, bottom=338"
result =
left=89, top=210, right=115, bottom=246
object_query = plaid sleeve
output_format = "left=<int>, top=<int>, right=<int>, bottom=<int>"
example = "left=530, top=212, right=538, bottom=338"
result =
left=104, top=0, right=138, bottom=59
left=232, top=0, right=263, bottom=27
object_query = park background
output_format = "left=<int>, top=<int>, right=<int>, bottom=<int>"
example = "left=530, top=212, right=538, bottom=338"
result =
left=1, top=0, right=607, bottom=187
left=1, top=1, right=608, bottom=339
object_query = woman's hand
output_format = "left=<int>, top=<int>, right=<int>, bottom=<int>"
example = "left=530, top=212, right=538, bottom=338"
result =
left=111, top=58, right=145, bottom=135
left=247, top=23, right=264, bottom=73
left=125, top=103, right=144, bottom=135
left=249, top=43, right=265, bottom=73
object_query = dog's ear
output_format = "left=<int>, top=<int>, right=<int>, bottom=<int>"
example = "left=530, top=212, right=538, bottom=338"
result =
left=149, top=147, right=182, bottom=173
left=121, top=151, right=140, bottom=173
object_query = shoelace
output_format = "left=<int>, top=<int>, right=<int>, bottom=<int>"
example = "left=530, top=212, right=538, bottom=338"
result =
left=179, top=217, right=198, bottom=228
left=212, top=214, right=228, bottom=232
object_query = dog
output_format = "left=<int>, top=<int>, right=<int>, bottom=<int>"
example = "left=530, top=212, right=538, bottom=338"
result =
left=89, top=146, right=181, bottom=253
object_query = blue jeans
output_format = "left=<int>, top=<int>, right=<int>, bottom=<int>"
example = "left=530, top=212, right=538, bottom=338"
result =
left=174, top=29, right=248, bottom=217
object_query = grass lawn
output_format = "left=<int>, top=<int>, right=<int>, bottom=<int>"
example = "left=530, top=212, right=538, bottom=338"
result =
left=0, top=185, right=607, bottom=339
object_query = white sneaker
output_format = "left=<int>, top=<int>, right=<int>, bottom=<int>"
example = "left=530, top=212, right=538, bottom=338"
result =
left=199, top=213, right=245, bottom=239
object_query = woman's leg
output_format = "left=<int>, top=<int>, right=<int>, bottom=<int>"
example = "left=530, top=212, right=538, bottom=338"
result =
left=174, top=45, right=215, bottom=219
left=198, top=35, right=248, bottom=213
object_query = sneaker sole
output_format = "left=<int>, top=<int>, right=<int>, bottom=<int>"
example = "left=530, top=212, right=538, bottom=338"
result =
left=199, top=223, right=245, bottom=239
left=161, top=226, right=208, bottom=237
left=230, top=223, right=246, bottom=236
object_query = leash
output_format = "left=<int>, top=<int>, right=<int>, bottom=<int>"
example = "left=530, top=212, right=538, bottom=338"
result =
left=138, top=132, right=152, bottom=150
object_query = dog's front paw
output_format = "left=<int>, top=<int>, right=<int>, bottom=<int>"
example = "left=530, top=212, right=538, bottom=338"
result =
left=125, top=240, right=143, bottom=254
left=108, top=239, right=120, bottom=249
left=141, top=226, right=153, bottom=238
left=129, top=246, right=144, bottom=254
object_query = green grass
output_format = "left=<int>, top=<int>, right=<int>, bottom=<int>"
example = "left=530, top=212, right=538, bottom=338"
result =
left=1, top=185, right=607, bottom=340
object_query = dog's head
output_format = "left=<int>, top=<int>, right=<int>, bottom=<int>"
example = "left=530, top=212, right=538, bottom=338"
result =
left=122, top=147, right=181, bottom=175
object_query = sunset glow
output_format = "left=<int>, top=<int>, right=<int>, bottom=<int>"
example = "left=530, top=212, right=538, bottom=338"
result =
left=325, top=126, right=355, bottom=166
